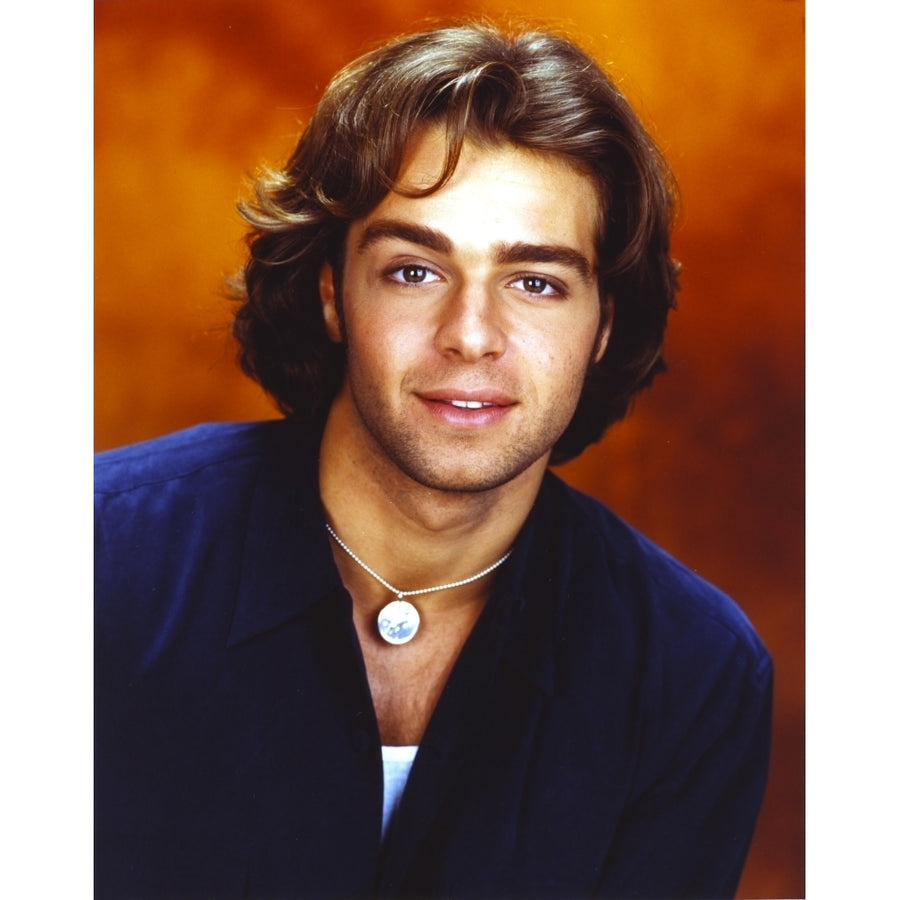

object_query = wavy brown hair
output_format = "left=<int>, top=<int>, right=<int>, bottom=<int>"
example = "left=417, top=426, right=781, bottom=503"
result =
left=231, top=21, right=679, bottom=464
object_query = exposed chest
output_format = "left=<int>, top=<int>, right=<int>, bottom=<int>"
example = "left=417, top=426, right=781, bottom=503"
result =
left=354, top=603, right=483, bottom=745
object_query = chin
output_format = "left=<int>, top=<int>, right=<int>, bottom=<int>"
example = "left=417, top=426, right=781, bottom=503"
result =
left=395, top=449, right=548, bottom=495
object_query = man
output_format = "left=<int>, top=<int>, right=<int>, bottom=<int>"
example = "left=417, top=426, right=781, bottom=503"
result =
left=95, top=21, right=772, bottom=899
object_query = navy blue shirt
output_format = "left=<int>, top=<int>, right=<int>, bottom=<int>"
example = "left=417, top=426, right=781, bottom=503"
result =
left=95, top=420, right=772, bottom=899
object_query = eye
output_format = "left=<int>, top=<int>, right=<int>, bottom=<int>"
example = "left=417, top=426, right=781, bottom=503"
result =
left=510, top=275, right=563, bottom=297
left=388, top=264, right=440, bottom=285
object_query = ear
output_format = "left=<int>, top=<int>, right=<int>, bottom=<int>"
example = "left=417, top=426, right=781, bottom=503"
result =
left=319, top=262, right=343, bottom=343
left=592, top=293, right=614, bottom=363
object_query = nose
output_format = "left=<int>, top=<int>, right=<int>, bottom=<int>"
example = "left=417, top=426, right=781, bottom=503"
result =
left=434, top=284, right=507, bottom=362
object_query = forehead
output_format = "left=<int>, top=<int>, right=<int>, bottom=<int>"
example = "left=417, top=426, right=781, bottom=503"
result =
left=349, top=128, right=602, bottom=261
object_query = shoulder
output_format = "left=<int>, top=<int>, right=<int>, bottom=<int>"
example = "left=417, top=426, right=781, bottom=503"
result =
left=538, top=474, right=772, bottom=804
left=94, top=420, right=286, bottom=495
left=545, top=472, right=770, bottom=677
left=94, top=420, right=310, bottom=667
left=94, top=419, right=302, bottom=597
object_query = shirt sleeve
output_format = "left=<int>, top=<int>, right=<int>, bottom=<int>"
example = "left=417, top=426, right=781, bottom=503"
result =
left=597, top=646, right=773, bottom=899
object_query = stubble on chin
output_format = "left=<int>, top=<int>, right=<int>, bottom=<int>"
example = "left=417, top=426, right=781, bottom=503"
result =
left=351, top=399, right=556, bottom=496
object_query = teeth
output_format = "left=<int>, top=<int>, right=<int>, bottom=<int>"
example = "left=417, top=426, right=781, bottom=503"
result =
left=449, top=400, right=494, bottom=409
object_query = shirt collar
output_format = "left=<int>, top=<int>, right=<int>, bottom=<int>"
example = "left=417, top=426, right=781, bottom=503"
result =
left=227, top=421, right=341, bottom=648
left=226, top=422, right=575, bottom=697
left=489, top=472, right=575, bottom=698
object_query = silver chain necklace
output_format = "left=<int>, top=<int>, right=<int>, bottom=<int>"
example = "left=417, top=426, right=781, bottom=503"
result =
left=325, top=523, right=513, bottom=645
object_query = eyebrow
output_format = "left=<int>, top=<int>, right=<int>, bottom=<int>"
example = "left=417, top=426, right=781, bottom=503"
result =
left=495, top=241, right=596, bottom=281
left=355, top=218, right=596, bottom=281
left=357, top=220, right=453, bottom=255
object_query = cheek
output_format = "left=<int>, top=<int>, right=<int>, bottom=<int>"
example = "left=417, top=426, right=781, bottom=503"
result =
left=526, top=315, right=599, bottom=380
left=345, top=308, right=422, bottom=376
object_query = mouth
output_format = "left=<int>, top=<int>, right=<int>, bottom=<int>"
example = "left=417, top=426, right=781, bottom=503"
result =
left=420, top=389, right=515, bottom=407
left=417, top=390, right=516, bottom=427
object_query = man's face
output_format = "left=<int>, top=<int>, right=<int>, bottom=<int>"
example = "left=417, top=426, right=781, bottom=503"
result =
left=320, top=128, right=609, bottom=494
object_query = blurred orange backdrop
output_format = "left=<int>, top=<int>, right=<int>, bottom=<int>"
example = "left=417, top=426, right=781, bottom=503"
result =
left=94, top=1, right=805, bottom=897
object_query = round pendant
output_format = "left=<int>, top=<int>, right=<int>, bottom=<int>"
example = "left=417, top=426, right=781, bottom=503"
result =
left=376, top=598, right=420, bottom=645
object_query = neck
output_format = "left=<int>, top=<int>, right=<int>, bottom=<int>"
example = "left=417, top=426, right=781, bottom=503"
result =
left=317, top=397, right=545, bottom=616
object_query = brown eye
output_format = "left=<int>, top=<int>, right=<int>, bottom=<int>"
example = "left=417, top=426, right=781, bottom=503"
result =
left=386, top=264, right=439, bottom=287
left=522, top=276, right=549, bottom=293
left=402, top=265, right=429, bottom=283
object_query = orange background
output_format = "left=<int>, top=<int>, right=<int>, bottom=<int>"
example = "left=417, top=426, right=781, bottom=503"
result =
left=94, top=1, right=805, bottom=897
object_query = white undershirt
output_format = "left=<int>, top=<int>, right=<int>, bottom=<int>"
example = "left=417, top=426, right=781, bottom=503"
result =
left=381, top=745, right=418, bottom=838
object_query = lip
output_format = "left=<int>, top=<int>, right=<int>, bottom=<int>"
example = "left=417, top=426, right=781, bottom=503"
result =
left=419, top=388, right=515, bottom=406
left=416, top=389, right=516, bottom=427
